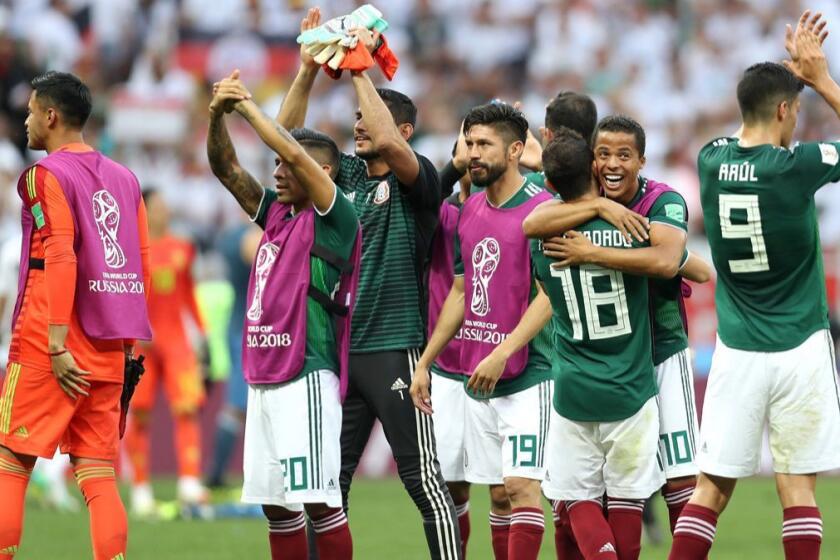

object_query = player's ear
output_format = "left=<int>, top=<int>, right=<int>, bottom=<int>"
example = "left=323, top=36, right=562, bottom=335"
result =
left=509, top=140, right=524, bottom=161
left=777, top=100, right=788, bottom=123
left=398, top=122, right=414, bottom=141
left=639, top=154, right=646, bottom=169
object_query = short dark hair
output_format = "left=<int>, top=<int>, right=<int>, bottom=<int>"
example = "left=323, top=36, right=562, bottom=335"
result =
left=31, top=71, right=92, bottom=129
left=463, top=102, right=529, bottom=146
left=376, top=88, right=417, bottom=127
left=545, top=92, right=598, bottom=144
left=542, top=128, right=593, bottom=202
left=737, top=62, right=804, bottom=124
left=594, top=115, right=646, bottom=156
left=291, top=127, right=340, bottom=179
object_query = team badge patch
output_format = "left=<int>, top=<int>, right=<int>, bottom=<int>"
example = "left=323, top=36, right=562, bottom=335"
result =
left=819, top=143, right=839, bottom=166
left=373, top=180, right=390, bottom=205
left=31, top=202, right=45, bottom=229
left=664, top=204, right=685, bottom=222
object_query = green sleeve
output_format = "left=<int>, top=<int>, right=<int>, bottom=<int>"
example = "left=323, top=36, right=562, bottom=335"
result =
left=647, top=190, right=688, bottom=232
left=792, top=141, right=840, bottom=195
left=253, top=188, right=277, bottom=230
left=314, top=184, right=359, bottom=253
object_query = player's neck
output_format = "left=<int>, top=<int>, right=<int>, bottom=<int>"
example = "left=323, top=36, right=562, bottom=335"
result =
left=485, top=168, right=524, bottom=207
left=737, top=122, right=783, bottom=149
left=44, top=130, right=85, bottom=154
left=365, top=156, right=390, bottom=178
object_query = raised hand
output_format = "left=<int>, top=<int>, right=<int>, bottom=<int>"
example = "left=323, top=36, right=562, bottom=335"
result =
left=300, top=8, right=322, bottom=69
left=784, top=10, right=831, bottom=88
left=209, top=69, right=251, bottom=116
left=348, top=27, right=380, bottom=54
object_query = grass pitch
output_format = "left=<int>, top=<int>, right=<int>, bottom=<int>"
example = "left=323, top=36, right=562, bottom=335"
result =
left=15, top=477, right=840, bottom=558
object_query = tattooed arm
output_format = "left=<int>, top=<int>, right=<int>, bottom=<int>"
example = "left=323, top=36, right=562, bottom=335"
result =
left=236, top=98, right=335, bottom=214
left=207, top=98, right=264, bottom=218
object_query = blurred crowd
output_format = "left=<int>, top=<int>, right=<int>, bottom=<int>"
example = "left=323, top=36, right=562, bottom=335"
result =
left=2, top=0, right=840, bottom=312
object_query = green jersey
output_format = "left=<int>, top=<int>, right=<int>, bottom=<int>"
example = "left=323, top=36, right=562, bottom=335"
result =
left=525, top=171, right=547, bottom=189
left=335, top=153, right=442, bottom=353
left=254, top=186, right=359, bottom=379
left=629, top=178, right=691, bottom=365
left=454, top=180, right=554, bottom=399
left=698, top=138, right=840, bottom=351
left=532, top=218, right=656, bottom=422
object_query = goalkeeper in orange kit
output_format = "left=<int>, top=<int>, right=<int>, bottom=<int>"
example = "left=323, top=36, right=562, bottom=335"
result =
left=123, top=189, right=208, bottom=515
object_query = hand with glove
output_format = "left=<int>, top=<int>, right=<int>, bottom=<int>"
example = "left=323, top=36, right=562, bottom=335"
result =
left=297, top=4, right=396, bottom=75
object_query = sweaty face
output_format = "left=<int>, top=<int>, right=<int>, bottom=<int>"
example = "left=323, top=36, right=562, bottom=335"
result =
left=273, top=158, right=307, bottom=205
left=465, top=124, right=510, bottom=188
left=25, top=92, right=47, bottom=151
left=353, top=110, right=379, bottom=160
left=593, top=131, right=645, bottom=205
left=780, top=96, right=801, bottom=149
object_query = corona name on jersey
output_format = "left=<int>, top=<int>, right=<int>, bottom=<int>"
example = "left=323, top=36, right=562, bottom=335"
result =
left=581, top=229, right=633, bottom=248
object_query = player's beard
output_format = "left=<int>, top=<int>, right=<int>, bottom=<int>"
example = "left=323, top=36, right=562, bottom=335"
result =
left=355, top=144, right=381, bottom=161
left=469, top=161, right=506, bottom=188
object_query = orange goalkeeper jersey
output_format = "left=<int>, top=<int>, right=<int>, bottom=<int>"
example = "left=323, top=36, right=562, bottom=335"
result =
left=146, top=235, right=204, bottom=349
left=8, top=143, right=150, bottom=383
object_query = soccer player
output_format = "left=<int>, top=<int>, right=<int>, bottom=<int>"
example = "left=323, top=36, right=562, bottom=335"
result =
left=124, top=188, right=207, bottom=514
left=524, top=115, right=712, bottom=535
left=669, top=12, right=840, bottom=559
left=412, top=102, right=554, bottom=560
left=521, top=91, right=600, bottom=186
left=531, top=129, right=664, bottom=560
left=208, top=70, right=358, bottom=560
left=205, top=219, right=260, bottom=489
left=428, top=126, right=474, bottom=557
left=278, top=11, right=460, bottom=558
left=0, top=71, right=151, bottom=560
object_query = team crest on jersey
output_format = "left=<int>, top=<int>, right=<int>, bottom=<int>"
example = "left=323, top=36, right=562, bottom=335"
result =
left=471, top=237, right=501, bottom=317
left=92, top=190, right=126, bottom=269
left=372, top=180, right=390, bottom=205
left=247, top=242, right=280, bottom=321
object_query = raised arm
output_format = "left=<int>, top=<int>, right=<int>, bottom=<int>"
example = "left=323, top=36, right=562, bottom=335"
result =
left=351, top=69, right=420, bottom=185
left=544, top=223, right=686, bottom=279
left=276, top=8, right=322, bottom=129
left=523, top=197, right=649, bottom=243
left=232, top=96, right=336, bottom=213
left=207, top=76, right=264, bottom=217
left=784, top=10, right=840, bottom=119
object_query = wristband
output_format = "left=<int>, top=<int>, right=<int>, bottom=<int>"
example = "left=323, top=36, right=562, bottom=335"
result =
left=49, top=349, right=68, bottom=357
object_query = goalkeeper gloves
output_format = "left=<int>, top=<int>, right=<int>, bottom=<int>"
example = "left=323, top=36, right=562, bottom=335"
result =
left=119, top=354, right=146, bottom=439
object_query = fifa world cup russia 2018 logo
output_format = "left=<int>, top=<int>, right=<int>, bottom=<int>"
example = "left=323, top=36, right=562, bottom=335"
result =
left=92, top=190, right=126, bottom=269
left=247, top=242, right=280, bottom=322
left=470, top=237, right=500, bottom=317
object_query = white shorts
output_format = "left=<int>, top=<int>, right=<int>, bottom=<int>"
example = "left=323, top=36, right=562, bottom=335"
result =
left=431, top=372, right=467, bottom=482
left=543, top=397, right=664, bottom=501
left=697, top=329, right=840, bottom=478
left=242, top=370, right=342, bottom=510
left=656, top=349, right=700, bottom=480
left=464, top=380, right=552, bottom=485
